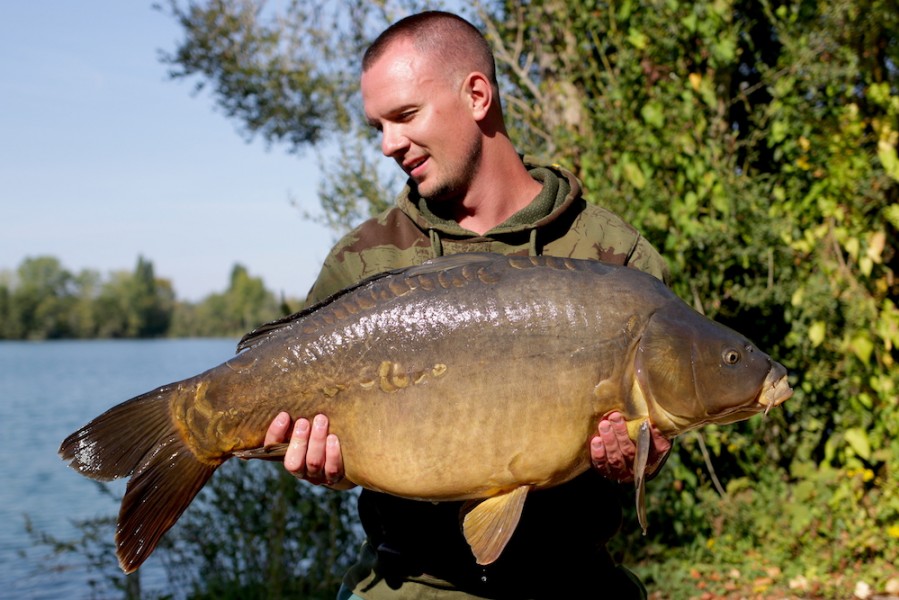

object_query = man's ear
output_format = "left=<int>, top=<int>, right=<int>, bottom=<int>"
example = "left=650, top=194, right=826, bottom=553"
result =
left=463, top=71, right=493, bottom=121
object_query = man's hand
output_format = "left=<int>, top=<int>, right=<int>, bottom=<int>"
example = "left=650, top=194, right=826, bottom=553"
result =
left=265, top=412, right=354, bottom=489
left=590, top=412, right=671, bottom=483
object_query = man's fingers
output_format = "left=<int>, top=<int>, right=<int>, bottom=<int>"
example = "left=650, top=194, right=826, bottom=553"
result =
left=284, top=418, right=311, bottom=475
left=590, top=435, right=609, bottom=473
left=595, top=418, right=626, bottom=474
left=304, top=414, right=330, bottom=479
left=653, top=429, right=672, bottom=455
left=324, top=434, right=344, bottom=484
left=279, top=414, right=345, bottom=486
left=264, top=411, right=292, bottom=446
left=608, top=412, right=635, bottom=462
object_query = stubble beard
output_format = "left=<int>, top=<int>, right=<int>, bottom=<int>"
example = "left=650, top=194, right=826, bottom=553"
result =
left=416, top=137, right=483, bottom=205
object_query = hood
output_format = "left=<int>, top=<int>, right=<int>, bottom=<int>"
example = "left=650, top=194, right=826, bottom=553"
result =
left=395, top=156, right=583, bottom=253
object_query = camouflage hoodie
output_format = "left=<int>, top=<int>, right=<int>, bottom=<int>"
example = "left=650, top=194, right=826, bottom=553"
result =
left=304, top=157, right=667, bottom=306
left=305, top=158, right=668, bottom=599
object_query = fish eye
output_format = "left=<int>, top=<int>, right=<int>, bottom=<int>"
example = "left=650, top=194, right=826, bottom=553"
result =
left=723, top=348, right=741, bottom=365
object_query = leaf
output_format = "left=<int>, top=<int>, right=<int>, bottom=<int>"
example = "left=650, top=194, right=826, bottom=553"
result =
left=688, top=72, right=702, bottom=91
left=622, top=159, right=647, bottom=190
left=640, top=101, right=665, bottom=128
left=844, top=236, right=860, bottom=260
left=681, top=13, right=698, bottom=33
left=771, top=120, right=789, bottom=144
left=886, top=205, right=899, bottom=229
left=860, top=256, right=873, bottom=277
left=627, top=27, right=648, bottom=50
left=877, top=140, right=899, bottom=181
left=849, top=333, right=874, bottom=363
left=867, top=231, right=886, bottom=263
left=844, top=428, right=871, bottom=461
left=711, top=37, right=736, bottom=63
left=808, top=321, right=826, bottom=347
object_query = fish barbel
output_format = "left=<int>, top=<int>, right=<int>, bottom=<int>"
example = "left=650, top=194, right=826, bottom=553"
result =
left=59, top=253, right=792, bottom=573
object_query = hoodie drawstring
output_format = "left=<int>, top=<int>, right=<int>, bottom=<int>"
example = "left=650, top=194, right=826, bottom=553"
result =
left=528, top=228, right=539, bottom=257
left=429, top=229, right=444, bottom=258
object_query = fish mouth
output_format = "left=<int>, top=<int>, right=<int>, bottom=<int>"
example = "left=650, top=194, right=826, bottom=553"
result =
left=761, top=363, right=793, bottom=415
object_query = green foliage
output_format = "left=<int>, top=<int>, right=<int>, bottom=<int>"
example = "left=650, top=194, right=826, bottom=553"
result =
left=29, top=466, right=362, bottom=600
left=621, top=459, right=899, bottom=597
left=168, top=263, right=282, bottom=337
left=159, top=0, right=355, bottom=151
left=309, top=131, right=400, bottom=231
left=94, top=257, right=176, bottom=338
left=2, top=256, right=76, bottom=339
left=0, top=256, right=176, bottom=340
left=158, top=461, right=362, bottom=599
left=0, top=256, right=287, bottom=340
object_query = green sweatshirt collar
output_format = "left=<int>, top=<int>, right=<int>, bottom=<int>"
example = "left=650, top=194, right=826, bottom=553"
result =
left=400, top=158, right=578, bottom=238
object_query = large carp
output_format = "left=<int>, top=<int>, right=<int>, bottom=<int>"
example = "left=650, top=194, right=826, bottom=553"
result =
left=60, top=253, right=792, bottom=573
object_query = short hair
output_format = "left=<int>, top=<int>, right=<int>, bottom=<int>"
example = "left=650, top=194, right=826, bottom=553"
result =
left=363, top=11, right=497, bottom=88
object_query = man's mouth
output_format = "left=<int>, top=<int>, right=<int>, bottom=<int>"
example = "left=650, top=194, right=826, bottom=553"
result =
left=404, top=156, right=427, bottom=177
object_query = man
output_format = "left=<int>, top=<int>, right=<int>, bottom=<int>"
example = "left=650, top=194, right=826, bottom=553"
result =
left=265, top=11, right=671, bottom=599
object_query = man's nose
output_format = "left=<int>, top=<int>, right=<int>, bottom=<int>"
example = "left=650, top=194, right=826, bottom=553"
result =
left=381, top=124, right=408, bottom=157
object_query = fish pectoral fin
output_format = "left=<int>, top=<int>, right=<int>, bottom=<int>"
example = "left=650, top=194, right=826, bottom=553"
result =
left=461, top=485, right=530, bottom=565
left=634, top=419, right=651, bottom=535
left=233, top=443, right=289, bottom=461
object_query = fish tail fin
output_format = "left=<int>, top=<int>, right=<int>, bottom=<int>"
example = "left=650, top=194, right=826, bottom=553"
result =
left=59, top=384, right=219, bottom=573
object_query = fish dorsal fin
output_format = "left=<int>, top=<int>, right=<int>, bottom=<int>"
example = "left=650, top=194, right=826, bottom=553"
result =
left=461, top=485, right=530, bottom=565
left=236, top=266, right=411, bottom=352
left=237, top=283, right=382, bottom=352
left=634, top=419, right=652, bottom=535
left=236, top=254, right=500, bottom=353
left=404, top=252, right=498, bottom=277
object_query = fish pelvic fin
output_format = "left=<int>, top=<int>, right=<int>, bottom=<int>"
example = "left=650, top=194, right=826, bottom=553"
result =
left=634, top=419, right=652, bottom=535
left=59, top=384, right=218, bottom=573
left=461, top=485, right=530, bottom=565
left=234, top=442, right=289, bottom=461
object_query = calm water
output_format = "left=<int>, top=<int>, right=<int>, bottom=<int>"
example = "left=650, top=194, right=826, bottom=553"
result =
left=0, top=339, right=238, bottom=599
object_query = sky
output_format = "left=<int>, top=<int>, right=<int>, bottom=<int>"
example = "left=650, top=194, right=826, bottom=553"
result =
left=0, top=2, right=339, bottom=302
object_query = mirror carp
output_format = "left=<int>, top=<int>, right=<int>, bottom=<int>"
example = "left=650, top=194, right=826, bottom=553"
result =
left=60, top=253, right=792, bottom=573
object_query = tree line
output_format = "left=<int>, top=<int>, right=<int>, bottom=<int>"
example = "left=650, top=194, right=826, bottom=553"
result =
left=0, top=255, right=290, bottom=340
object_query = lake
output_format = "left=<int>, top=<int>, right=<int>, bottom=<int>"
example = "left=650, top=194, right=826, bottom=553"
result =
left=0, top=339, right=238, bottom=599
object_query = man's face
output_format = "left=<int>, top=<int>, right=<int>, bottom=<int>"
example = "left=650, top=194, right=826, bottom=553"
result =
left=361, top=39, right=482, bottom=202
